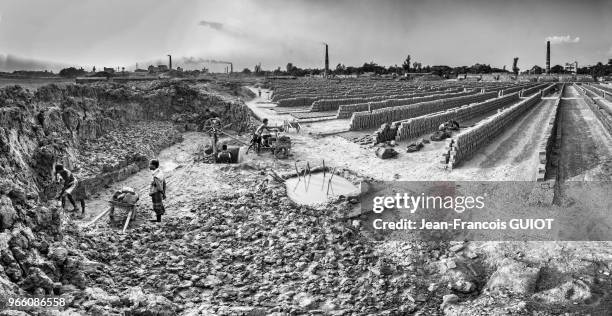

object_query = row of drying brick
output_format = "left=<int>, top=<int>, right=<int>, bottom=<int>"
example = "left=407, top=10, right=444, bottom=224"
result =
left=275, top=86, right=449, bottom=107
left=443, top=84, right=555, bottom=169
left=348, top=92, right=498, bottom=131
left=337, top=90, right=474, bottom=119
left=535, top=86, right=563, bottom=181
left=577, top=84, right=612, bottom=134
left=271, top=81, right=524, bottom=103
left=271, top=83, right=420, bottom=101
left=273, top=88, right=414, bottom=102
left=583, top=84, right=612, bottom=104
left=519, top=83, right=551, bottom=97
left=393, top=93, right=520, bottom=142
left=310, top=88, right=459, bottom=112
left=274, top=87, right=428, bottom=106
left=270, top=81, right=517, bottom=102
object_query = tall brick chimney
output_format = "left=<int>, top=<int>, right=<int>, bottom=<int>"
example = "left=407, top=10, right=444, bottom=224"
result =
left=325, top=44, right=329, bottom=77
left=546, top=41, right=550, bottom=74
left=167, top=54, right=172, bottom=70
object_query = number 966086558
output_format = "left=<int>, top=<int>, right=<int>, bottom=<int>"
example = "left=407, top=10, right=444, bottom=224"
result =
left=1, top=296, right=66, bottom=310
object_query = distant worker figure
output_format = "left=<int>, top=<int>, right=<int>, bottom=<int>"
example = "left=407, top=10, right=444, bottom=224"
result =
left=148, top=159, right=166, bottom=223
left=258, top=89, right=262, bottom=97
left=439, top=120, right=460, bottom=132
left=55, top=164, right=85, bottom=214
left=255, top=118, right=272, bottom=147
left=217, top=144, right=232, bottom=163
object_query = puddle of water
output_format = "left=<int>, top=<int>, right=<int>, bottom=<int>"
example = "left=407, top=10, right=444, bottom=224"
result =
left=285, top=173, right=359, bottom=205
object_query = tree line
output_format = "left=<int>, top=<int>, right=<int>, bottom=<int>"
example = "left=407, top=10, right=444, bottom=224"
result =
left=244, top=55, right=612, bottom=79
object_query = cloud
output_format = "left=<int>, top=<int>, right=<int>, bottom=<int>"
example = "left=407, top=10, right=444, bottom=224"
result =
left=0, top=54, right=70, bottom=72
left=545, top=35, right=580, bottom=44
left=198, top=19, right=247, bottom=38
left=198, top=20, right=224, bottom=31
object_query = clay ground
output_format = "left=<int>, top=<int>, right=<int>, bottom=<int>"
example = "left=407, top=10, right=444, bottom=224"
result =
left=245, top=88, right=563, bottom=181
left=73, top=85, right=612, bottom=314
left=557, top=85, right=612, bottom=181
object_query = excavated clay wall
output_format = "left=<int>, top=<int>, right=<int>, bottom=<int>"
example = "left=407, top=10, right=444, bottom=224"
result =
left=0, top=81, right=253, bottom=296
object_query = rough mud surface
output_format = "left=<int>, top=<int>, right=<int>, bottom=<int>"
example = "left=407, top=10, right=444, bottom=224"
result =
left=0, top=81, right=253, bottom=315
left=0, top=81, right=611, bottom=315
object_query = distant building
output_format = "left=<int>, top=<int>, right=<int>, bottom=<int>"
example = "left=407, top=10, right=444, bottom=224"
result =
left=176, top=67, right=184, bottom=72
left=103, top=67, right=115, bottom=74
left=148, top=65, right=158, bottom=73
left=134, top=69, right=148, bottom=73
left=158, top=65, right=169, bottom=72
left=529, top=65, right=544, bottom=75
left=609, top=59, right=612, bottom=65
left=564, top=61, right=578, bottom=74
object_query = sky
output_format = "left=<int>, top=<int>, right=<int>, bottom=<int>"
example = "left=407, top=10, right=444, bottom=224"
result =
left=0, top=0, right=611, bottom=72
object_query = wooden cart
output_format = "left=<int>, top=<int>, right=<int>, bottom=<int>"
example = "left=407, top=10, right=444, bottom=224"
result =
left=268, top=135, right=291, bottom=159
left=108, top=200, right=137, bottom=233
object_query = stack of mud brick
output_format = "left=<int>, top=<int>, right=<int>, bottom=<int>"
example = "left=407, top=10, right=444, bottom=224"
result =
left=444, top=92, right=544, bottom=169
left=519, top=83, right=549, bottom=97
left=394, top=93, right=520, bottom=141
left=500, top=84, right=531, bottom=96
left=374, top=123, right=397, bottom=143
left=310, top=89, right=458, bottom=112
left=585, top=84, right=612, bottom=103
left=579, top=84, right=612, bottom=134
left=337, top=90, right=472, bottom=119
left=349, top=91, right=497, bottom=131
left=276, top=97, right=320, bottom=107
left=310, top=89, right=423, bottom=112
left=536, top=85, right=563, bottom=181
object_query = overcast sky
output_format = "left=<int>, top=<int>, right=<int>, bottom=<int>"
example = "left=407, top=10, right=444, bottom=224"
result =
left=1, top=0, right=611, bottom=72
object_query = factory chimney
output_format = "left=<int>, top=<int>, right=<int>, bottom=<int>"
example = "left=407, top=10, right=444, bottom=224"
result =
left=167, top=55, right=172, bottom=70
left=546, top=41, right=550, bottom=74
left=324, top=43, right=329, bottom=77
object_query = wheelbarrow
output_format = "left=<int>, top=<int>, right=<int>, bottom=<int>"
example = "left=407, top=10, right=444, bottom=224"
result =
left=108, top=200, right=138, bottom=232
left=85, top=197, right=139, bottom=233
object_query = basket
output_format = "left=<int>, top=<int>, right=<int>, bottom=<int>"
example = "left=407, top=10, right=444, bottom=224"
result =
left=108, top=200, right=137, bottom=221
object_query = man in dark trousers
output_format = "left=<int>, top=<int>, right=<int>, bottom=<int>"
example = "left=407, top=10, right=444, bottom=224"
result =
left=55, top=164, right=85, bottom=214
left=149, top=159, right=166, bottom=222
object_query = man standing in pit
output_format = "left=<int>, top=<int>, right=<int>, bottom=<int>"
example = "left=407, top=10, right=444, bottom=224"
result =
left=149, top=159, right=166, bottom=223
left=217, top=144, right=232, bottom=163
left=55, top=164, right=85, bottom=214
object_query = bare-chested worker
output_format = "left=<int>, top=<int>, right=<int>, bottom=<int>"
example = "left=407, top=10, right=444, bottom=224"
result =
left=255, top=118, right=272, bottom=147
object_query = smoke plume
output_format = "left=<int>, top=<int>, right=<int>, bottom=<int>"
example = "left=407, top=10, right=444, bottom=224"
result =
left=546, top=35, right=580, bottom=44
left=198, top=20, right=224, bottom=31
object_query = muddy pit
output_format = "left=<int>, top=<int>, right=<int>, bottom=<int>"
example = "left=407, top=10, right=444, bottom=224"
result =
left=285, top=172, right=360, bottom=205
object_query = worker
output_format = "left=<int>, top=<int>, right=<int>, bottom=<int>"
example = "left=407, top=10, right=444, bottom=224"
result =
left=55, top=164, right=85, bottom=214
left=217, top=144, right=232, bottom=163
left=258, top=89, right=262, bottom=97
left=438, top=122, right=447, bottom=132
left=148, top=159, right=166, bottom=223
left=255, top=118, right=272, bottom=147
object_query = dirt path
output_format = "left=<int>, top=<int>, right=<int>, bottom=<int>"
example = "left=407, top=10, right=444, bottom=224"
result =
left=291, top=97, right=559, bottom=181
left=78, top=133, right=235, bottom=227
left=245, top=86, right=352, bottom=134
left=557, top=85, right=612, bottom=181
left=465, top=98, right=557, bottom=179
